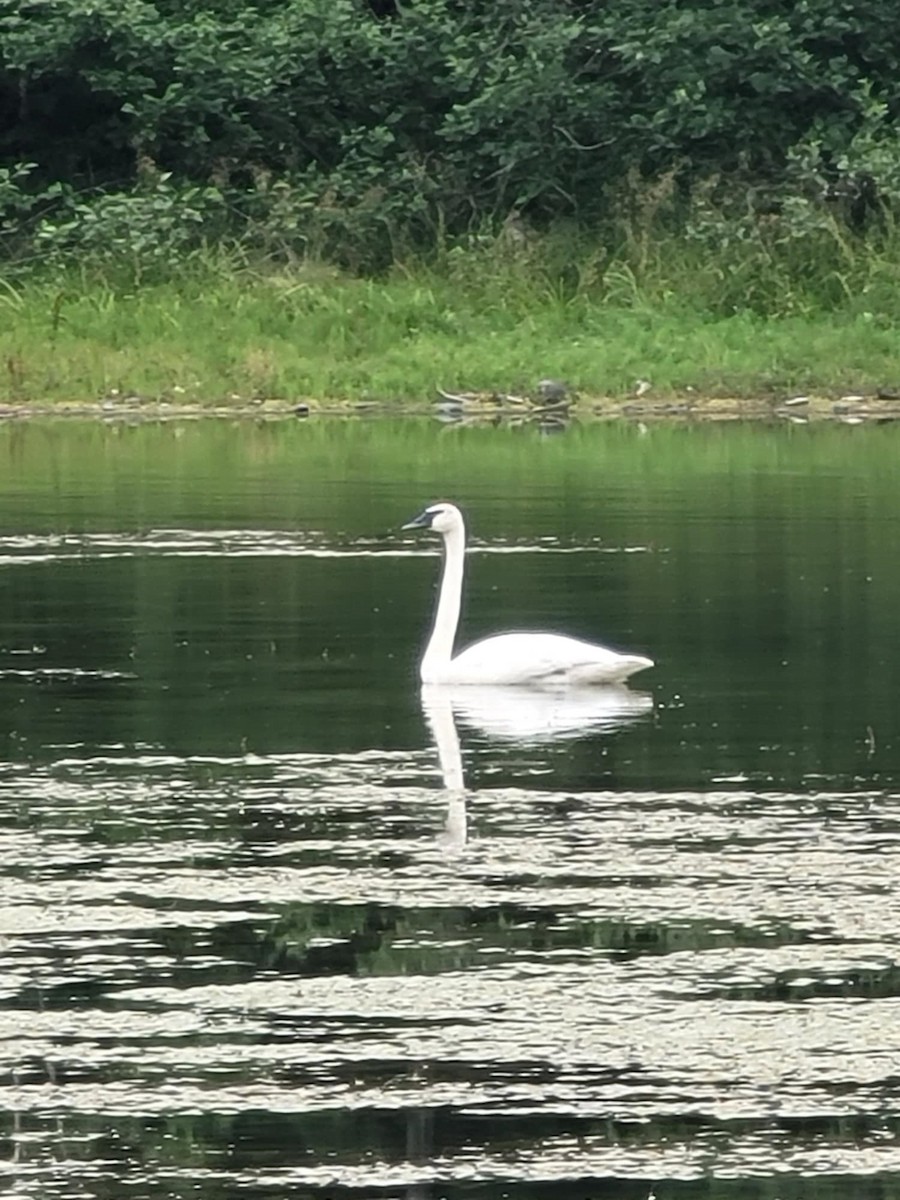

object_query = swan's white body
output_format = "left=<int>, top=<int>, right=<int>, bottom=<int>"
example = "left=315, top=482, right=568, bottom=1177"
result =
left=404, top=502, right=653, bottom=687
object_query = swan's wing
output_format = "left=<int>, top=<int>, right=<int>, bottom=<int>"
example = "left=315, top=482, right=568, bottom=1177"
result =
left=449, top=633, right=653, bottom=686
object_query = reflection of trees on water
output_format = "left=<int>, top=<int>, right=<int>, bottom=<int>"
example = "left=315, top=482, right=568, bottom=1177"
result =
left=5, top=419, right=900, bottom=793
left=9, top=1106, right=900, bottom=1197
left=149, top=905, right=817, bottom=987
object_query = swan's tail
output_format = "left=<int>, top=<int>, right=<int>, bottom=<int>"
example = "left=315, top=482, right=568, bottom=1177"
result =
left=572, top=654, right=654, bottom=686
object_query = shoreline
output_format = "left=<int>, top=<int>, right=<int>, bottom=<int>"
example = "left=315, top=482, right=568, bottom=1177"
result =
left=0, top=392, right=897, bottom=425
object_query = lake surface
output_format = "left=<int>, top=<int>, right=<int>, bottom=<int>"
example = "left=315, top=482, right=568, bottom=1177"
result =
left=1, top=418, right=899, bottom=1199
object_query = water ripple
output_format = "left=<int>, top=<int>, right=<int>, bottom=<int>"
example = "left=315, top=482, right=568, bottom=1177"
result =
left=0, top=529, right=653, bottom=565
left=1, top=745, right=899, bottom=1199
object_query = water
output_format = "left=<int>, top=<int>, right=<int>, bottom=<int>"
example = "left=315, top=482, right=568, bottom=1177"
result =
left=1, top=419, right=900, bottom=1199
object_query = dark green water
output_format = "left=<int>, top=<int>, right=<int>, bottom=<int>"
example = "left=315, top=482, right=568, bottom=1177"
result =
left=1, top=418, right=900, bottom=1199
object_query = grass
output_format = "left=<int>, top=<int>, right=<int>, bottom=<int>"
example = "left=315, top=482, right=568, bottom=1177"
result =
left=3, top=223, right=900, bottom=407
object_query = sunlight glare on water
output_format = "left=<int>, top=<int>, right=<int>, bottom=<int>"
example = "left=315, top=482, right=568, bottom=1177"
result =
left=1, top=419, right=899, bottom=1200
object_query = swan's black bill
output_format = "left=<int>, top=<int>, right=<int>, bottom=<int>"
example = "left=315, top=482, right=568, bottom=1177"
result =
left=402, top=507, right=435, bottom=530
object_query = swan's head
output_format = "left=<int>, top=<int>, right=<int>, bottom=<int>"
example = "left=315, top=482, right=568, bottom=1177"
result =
left=402, top=502, right=463, bottom=536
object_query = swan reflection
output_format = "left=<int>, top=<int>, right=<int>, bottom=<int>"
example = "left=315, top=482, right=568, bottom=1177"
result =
left=420, top=683, right=652, bottom=850
left=420, top=686, right=467, bottom=853
left=427, top=682, right=653, bottom=744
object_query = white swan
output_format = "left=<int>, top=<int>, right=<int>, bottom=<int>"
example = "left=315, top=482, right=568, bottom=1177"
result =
left=403, top=502, right=654, bottom=686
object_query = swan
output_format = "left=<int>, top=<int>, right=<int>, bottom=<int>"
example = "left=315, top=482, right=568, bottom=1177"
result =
left=402, top=502, right=654, bottom=686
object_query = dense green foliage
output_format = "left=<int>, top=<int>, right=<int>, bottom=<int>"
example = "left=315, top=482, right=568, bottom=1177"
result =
left=3, top=0, right=900, bottom=281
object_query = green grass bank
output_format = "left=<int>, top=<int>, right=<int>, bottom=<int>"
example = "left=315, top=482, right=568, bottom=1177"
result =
left=3, top=231, right=900, bottom=412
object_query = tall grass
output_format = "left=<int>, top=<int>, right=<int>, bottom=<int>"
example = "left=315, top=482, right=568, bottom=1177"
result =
left=3, top=205, right=900, bottom=406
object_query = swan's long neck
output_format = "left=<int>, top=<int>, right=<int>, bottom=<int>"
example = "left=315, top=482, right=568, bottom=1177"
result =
left=421, top=521, right=465, bottom=682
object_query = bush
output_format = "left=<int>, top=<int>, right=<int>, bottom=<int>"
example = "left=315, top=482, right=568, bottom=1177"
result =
left=31, top=170, right=227, bottom=280
left=3, top=0, right=900, bottom=275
